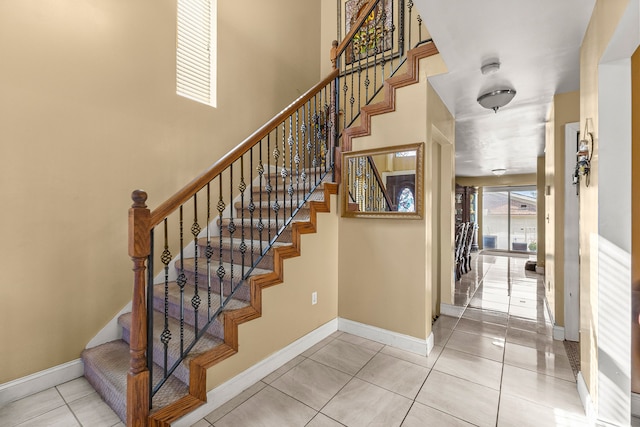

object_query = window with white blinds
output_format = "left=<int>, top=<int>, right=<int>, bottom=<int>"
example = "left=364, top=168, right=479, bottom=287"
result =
left=177, top=0, right=216, bottom=107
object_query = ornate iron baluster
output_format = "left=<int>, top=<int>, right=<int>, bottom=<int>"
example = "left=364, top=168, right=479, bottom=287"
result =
left=191, top=194, right=201, bottom=335
left=217, top=177, right=225, bottom=310
left=239, top=155, right=249, bottom=283
left=228, top=164, right=235, bottom=293
left=206, top=184, right=212, bottom=322
left=295, top=110, right=301, bottom=211
left=178, top=206, right=186, bottom=357
left=287, top=116, right=294, bottom=220
left=160, top=219, right=171, bottom=377
left=249, top=148, right=255, bottom=268
left=399, top=0, right=405, bottom=55
left=408, top=0, right=413, bottom=49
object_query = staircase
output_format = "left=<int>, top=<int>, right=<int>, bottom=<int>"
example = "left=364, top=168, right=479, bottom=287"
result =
left=79, top=1, right=436, bottom=425
left=82, top=180, right=336, bottom=424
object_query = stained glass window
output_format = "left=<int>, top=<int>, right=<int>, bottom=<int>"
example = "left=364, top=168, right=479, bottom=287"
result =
left=397, top=187, right=415, bottom=212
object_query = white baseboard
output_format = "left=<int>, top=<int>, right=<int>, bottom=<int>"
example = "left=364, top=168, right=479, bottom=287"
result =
left=577, top=371, right=596, bottom=423
left=553, top=325, right=565, bottom=341
left=338, top=317, right=429, bottom=356
left=440, top=303, right=465, bottom=319
left=86, top=302, right=132, bottom=349
left=0, top=359, right=84, bottom=405
left=631, top=392, right=640, bottom=417
left=173, top=318, right=338, bottom=427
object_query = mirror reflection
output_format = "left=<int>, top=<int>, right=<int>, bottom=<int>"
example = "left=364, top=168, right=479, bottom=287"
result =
left=342, top=142, right=424, bottom=218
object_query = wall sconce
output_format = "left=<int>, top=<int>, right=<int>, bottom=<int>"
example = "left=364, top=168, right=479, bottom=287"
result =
left=573, top=119, right=593, bottom=188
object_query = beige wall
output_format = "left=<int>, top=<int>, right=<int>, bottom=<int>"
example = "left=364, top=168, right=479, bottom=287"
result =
left=544, top=91, right=580, bottom=328
left=0, top=0, right=322, bottom=383
left=206, top=195, right=339, bottom=389
left=632, top=45, right=640, bottom=393
left=338, top=55, right=452, bottom=340
left=537, top=156, right=546, bottom=268
left=578, top=0, right=630, bottom=399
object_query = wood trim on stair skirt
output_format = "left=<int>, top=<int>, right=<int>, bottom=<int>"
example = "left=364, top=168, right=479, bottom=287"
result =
left=338, top=318, right=432, bottom=356
left=172, top=319, right=338, bottom=427
left=0, top=359, right=84, bottom=405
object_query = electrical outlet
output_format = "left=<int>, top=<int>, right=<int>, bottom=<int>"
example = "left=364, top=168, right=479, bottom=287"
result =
left=311, top=291, right=317, bottom=305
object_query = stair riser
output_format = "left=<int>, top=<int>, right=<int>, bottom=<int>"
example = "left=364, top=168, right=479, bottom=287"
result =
left=219, top=225, right=293, bottom=243
left=120, top=323, right=191, bottom=384
left=152, top=293, right=225, bottom=340
left=234, top=206, right=310, bottom=221
left=196, top=243, right=275, bottom=270
left=180, top=270, right=251, bottom=301
left=83, top=357, right=126, bottom=423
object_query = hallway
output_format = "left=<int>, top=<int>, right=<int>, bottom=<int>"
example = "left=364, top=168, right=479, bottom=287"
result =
left=0, top=254, right=588, bottom=426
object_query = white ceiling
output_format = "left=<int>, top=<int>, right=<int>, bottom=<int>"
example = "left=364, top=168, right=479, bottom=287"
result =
left=415, top=0, right=596, bottom=177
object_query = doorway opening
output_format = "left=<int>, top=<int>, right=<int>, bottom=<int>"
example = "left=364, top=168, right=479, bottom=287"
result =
left=482, top=186, right=537, bottom=253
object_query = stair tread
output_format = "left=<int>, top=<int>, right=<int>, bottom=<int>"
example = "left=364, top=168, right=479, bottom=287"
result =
left=234, top=190, right=325, bottom=209
left=82, top=340, right=189, bottom=422
left=153, top=281, right=250, bottom=314
left=178, top=258, right=272, bottom=277
left=198, top=236, right=291, bottom=250
left=119, top=311, right=223, bottom=362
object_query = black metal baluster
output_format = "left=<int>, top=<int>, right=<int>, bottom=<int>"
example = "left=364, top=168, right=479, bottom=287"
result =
left=272, top=127, right=279, bottom=245
left=365, top=37, right=371, bottom=104
left=295, top=110, right=301, bottom=211
left=266, top=133, right=272, bottom=249
left=228, top=164, right=235, bottom=294
left=178, top=206, right=185, bottom=357
left=349, top=44, right=355, bottom=124
left=239, top=156, right=247, bottom=282
left=305, top=100, right=312, bottom=195
left=342, top=60, right=348, bottom=130
left=191, top=194, right=201, bottom=335
left=417, top=14, right=423, bottom=43
left=277, top=121, right=286, bottom=235
left=323, top=86, right=330, bottom=174
left=258, top=139, right=265, bottom=256
left=249, top=148, right=255, bottom=268
left=217, top=177, right=225, bottom=310
left=206, top=184, right=212, bottom=322
left=408, top=0, right=413, bottom=49
left=160, top=219, right=172, bottom=377
left=287, top=116, right=294, bottom=220
left=399, top=0, right=405, bottom=56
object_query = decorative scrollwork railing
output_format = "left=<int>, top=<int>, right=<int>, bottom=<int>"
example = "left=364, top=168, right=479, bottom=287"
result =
left=346, top=155, right=393, bottom=211
left=127, top=0, right=432, bottom=423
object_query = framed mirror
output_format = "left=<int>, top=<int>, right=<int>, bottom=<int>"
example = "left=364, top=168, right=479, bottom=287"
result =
left=341, top=142, right=424, bottom=219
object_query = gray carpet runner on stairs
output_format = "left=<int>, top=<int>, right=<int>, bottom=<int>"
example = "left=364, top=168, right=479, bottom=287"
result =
left=81, top=183, right=327, bottom=423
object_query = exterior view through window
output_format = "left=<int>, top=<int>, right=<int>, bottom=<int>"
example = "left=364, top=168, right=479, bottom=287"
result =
left=482, top=186, right=537, bottom=253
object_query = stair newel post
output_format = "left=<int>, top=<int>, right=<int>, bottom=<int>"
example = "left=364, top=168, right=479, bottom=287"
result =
left=128, top=190, right=151, bottom=427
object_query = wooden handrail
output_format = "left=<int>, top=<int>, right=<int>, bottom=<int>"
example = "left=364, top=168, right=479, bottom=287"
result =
left=150, top=69, right=339, bottom=228
left=331, top=0, right=379, bottom=67
left=367, top=156, right=394, bottom=210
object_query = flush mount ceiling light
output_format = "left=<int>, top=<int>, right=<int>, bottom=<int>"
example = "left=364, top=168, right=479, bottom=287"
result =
left=492, top=168, right=507, bottom=176
left=477, top=89, right=516, bottom=113
left=481, top=61, right=501, bottom=75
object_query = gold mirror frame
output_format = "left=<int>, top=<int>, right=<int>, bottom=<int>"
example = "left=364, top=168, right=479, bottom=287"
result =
left=341, top=142, right=424, bottom=219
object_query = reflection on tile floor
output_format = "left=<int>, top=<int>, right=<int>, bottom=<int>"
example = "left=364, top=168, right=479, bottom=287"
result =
left=0, top=254, right=589, bottom=426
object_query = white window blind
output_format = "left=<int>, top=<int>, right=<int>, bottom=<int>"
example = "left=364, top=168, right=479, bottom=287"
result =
left=177, top=0, right=216, bottom=106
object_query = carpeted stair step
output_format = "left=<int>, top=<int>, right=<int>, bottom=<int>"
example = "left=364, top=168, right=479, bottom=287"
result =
left=119, top=310, right=223, bottom=385
left=233, top=189, right=326, bottom=219
left=151, top=281, right=249, bottom=339
left=217, top=218, right=304, bottom=242
left=175, top=259, right=271, bottom=301
left=248, top=181, right=326, bottom=198
left=82, top=340, right=189, bottom=423
left=194, top=236, right=290, bottom=270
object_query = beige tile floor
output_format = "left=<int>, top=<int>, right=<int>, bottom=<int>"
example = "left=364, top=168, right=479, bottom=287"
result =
left=1, top=254, right=590, bottom=426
